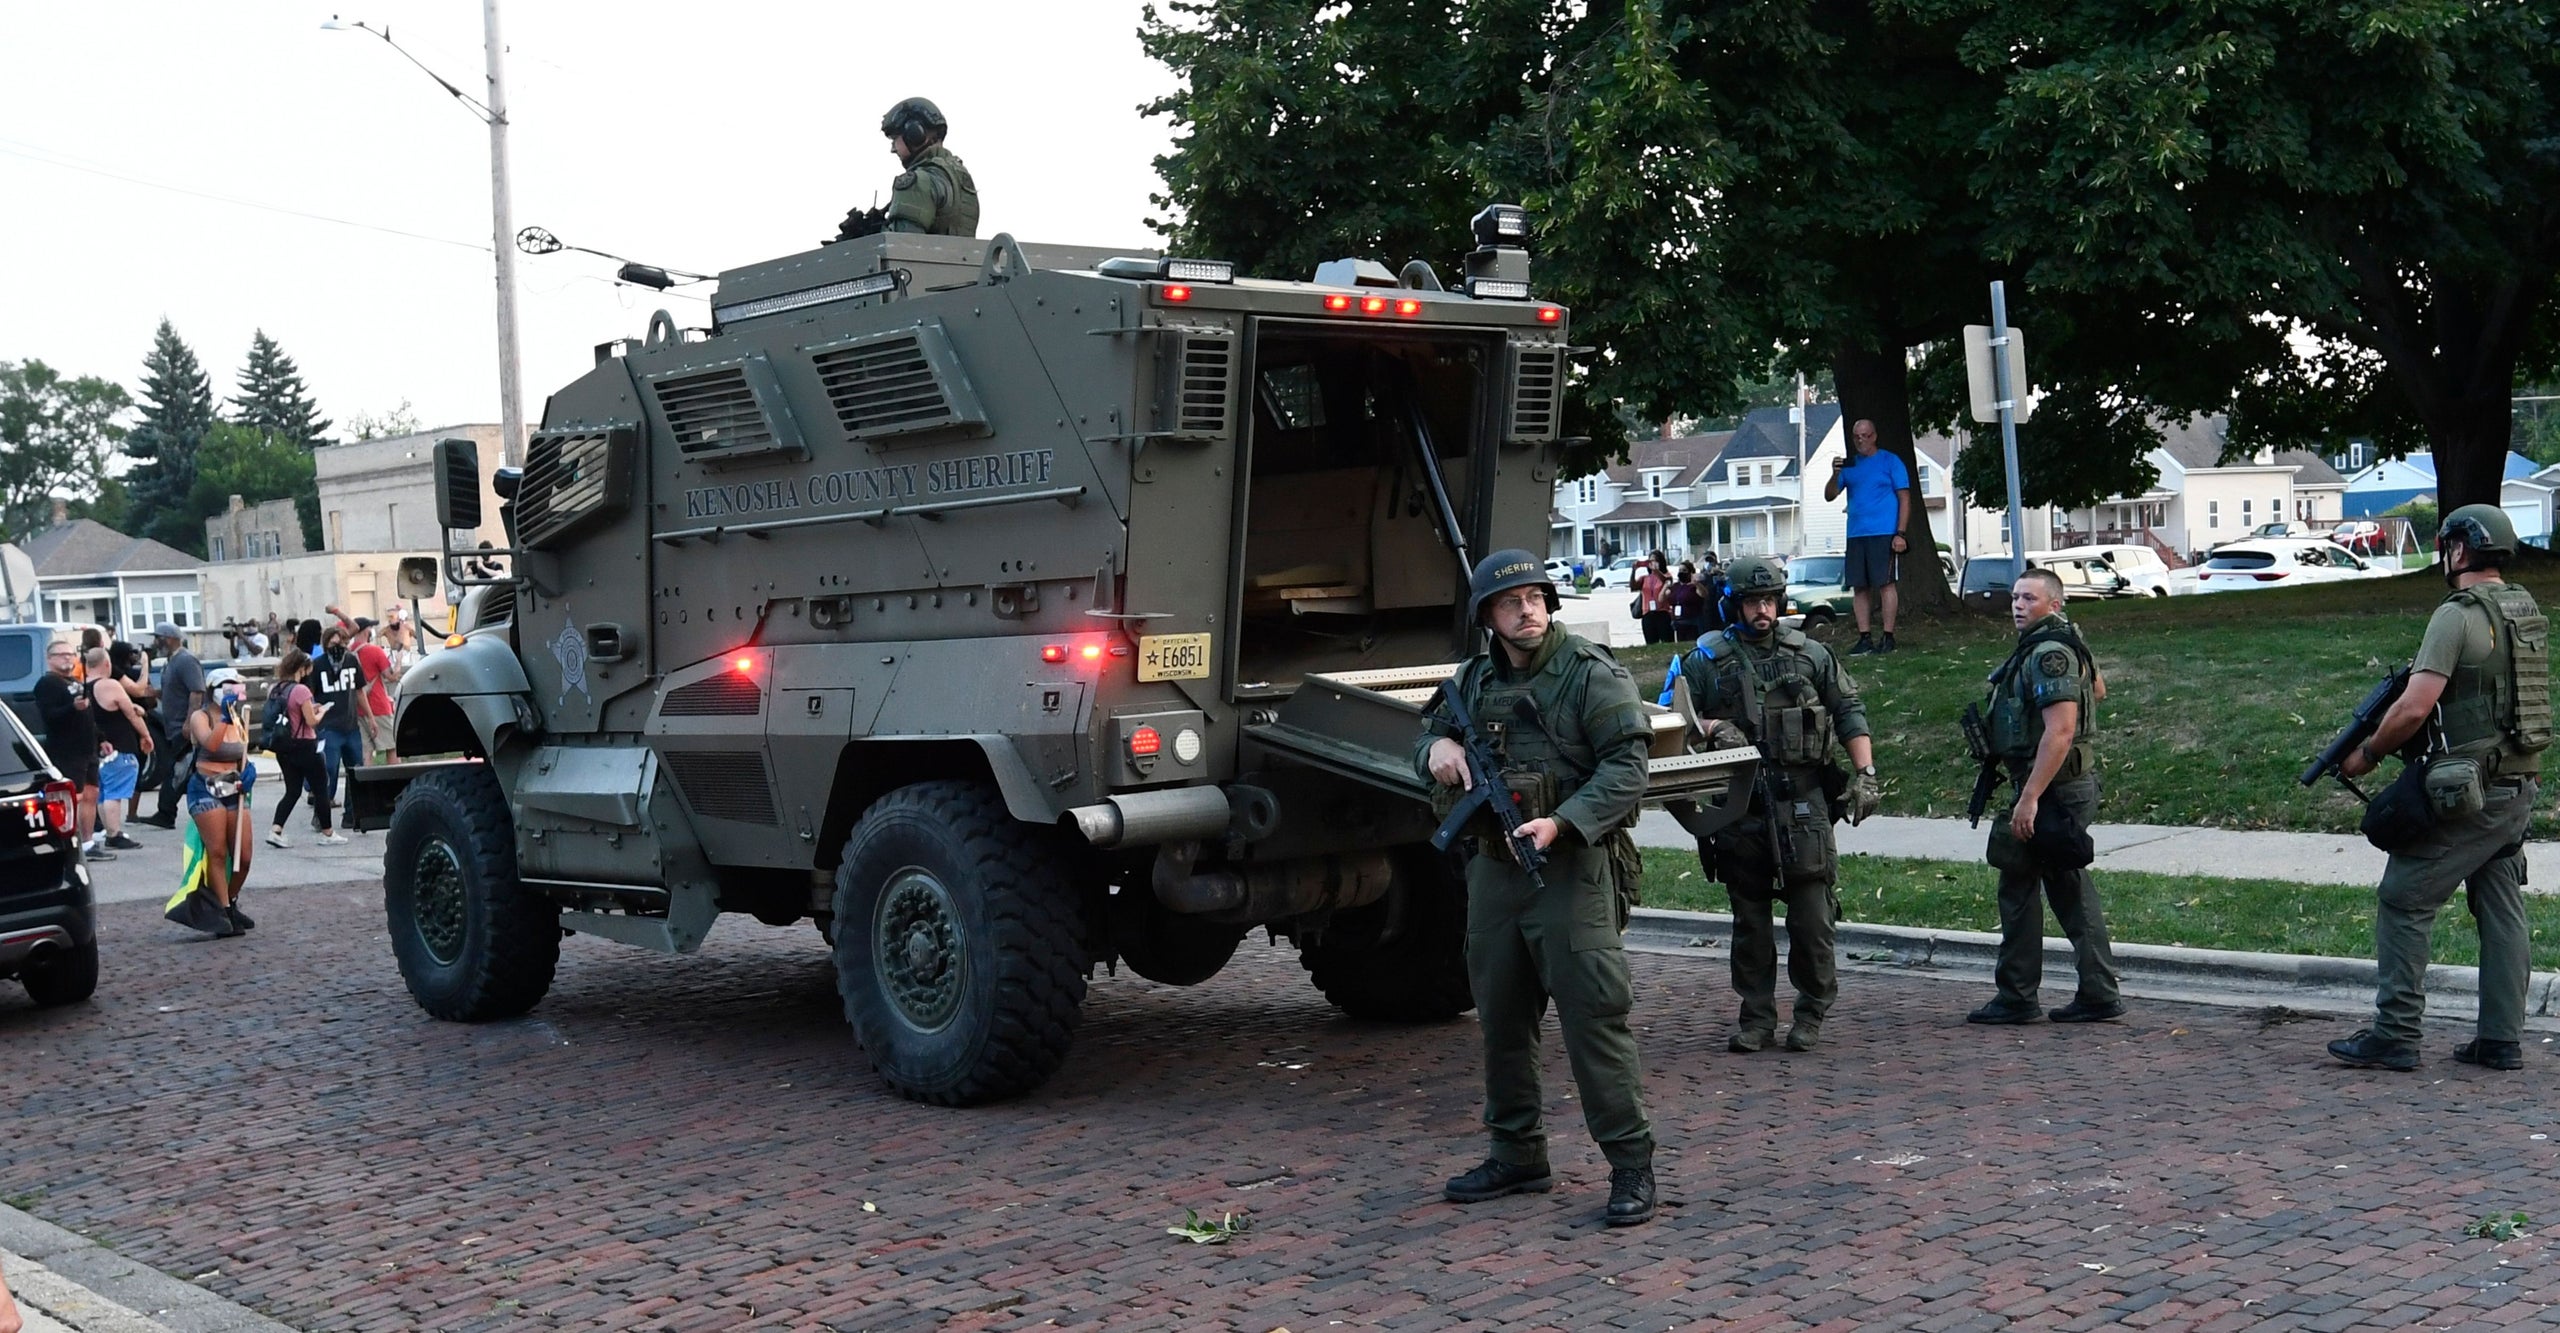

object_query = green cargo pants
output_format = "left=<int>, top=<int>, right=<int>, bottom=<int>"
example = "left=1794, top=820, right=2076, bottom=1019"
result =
left=1985, top=777, right=2120, bottom=1008
left=1718, top=859, right=1838, bottom=1032
left=2372, top=776, right=2537, bottom=1045
left=1464, top=839, right=1655, bottom=1172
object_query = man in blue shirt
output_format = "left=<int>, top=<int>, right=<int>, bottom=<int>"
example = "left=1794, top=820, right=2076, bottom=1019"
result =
left=1822, top=418, right=1913, bottom=654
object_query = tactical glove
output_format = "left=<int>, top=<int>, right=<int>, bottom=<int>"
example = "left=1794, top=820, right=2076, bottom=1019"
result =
left=1848, top=768, right=1882, bottom=826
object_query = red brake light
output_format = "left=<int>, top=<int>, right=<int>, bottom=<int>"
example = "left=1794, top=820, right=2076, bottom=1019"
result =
left=1537, top=306, right=1563, bottom=323
left=1130, top=726, right=1162, bottom=758
left=1079, top=644, right=1104, bottom=663
left=1041, top=644, right=1068, bottom=664
left=1360, top=295, right=1389, bottom=315
left=39, top=780, right=73, bottom=838
left=1323, top=293, right=1353, bottom=313
left=1395, top=298, right=1422, bottom=317
left=733, top=656, right=754, bottom=674
left=1162, top=283, right=1193, bottom=303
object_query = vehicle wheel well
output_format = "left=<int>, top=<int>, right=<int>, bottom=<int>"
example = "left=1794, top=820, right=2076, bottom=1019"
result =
left=815, top=740, right=1003, bottom=873
left=396, top=694, right=488, bottom=759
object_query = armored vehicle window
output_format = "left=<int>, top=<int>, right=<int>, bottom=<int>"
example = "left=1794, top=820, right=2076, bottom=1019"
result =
left=1257, top=363, right=1326, bottom=432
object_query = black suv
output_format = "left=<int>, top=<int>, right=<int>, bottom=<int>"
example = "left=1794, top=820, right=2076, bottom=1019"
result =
left=0, top=702, right=97, bottom=1007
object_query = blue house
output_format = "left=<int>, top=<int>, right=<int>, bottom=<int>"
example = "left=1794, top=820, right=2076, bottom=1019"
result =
left=2341, top=451, right=2540, bottom=517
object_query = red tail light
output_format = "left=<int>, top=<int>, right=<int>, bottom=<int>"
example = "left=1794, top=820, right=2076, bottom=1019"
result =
left=1129, top=726, right=1163, bottom=758
left=1359, top=295, right=1389, bottom=315
left=1536, top=306, right=1563, bottom=323
left=1323, top=294, right=1353, bottom=312
left=1041, top=644, right=1068, bottom=664
left=39, top=780, right=73, bottom=838
left=1162, top=284, right=1193, bottom=303
left=1394, top=298, right=1422, bottom=317
left=1079, top=643, right=1104, bottom=663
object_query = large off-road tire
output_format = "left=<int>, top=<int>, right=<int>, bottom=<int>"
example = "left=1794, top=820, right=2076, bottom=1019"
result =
left=1298, top=847, right=1474, bottom=1022
left=832, top=780, right=1088, bottom=1105
left=385, top=765, right=559, bottom=1021
left=20, top=934, right=98, bottom=1007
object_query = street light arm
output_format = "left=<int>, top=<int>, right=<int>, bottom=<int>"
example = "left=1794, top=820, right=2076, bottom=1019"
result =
left=325, top=18, right=503, bottom=124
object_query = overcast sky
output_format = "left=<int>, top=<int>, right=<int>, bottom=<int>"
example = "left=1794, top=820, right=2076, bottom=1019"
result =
left=0, top=1, right=1180, bottom=438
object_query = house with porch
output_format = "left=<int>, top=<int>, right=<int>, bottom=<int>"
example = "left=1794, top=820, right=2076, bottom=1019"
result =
left=19, top=505, right=205, bottom=633
left=2041, top=416, right=2351, bottom=562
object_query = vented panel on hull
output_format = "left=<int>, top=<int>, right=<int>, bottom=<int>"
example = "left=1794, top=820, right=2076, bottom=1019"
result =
left=660, top=673, right=764, bottom=717
left=1507, top=342, right=1563, bottom=443
left=808, top=318, right=986, bottom=446
left=647, top=352, right=807, bottom=466
left=516, top=427, right=637, bottom=550
left=663, top=751, right=780, bottom=824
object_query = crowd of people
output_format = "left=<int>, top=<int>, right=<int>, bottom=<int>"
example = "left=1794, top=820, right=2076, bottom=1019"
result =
left=30, top=607, right=421, bottom=940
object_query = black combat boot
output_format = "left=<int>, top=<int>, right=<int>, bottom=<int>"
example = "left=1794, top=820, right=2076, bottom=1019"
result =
left=2454, top=1039, right=2523, bottom=1070
left=1605, top=1164, right=1656, bottom=1227
left=2327, top=1029, right=2419, bottom=1071
left=1728, top=1024, right=1775, bottom=1053
left=2048, top=997, right=2124, bottom=1023
left=1444, top=1158, right=1553, bottom=1203
left=1966, top=998, right=2040, bottom=1025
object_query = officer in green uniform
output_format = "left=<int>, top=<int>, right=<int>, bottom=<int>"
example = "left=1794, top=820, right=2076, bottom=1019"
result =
left=1667, top=556, right=1879, bottom=1053
left=833, top=98, right=981, bottom=241
left=1417, top=549, right=1659, bottom=1227
left=1964, top=567, right=2123, bottom=1026
left=2328, top=504, right=2547, bottom=1072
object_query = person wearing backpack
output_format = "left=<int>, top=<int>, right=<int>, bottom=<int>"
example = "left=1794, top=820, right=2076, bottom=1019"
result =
left=2327, top=505, right=2548, bottom=1073
left=264, top=649, right=344, bottom=848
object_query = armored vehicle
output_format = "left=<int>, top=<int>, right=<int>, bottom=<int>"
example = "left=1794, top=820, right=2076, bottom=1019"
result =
left=358, top=208, right=1756, bottom=1104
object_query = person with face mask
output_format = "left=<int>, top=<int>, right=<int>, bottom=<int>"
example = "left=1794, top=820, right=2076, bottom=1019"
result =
left=1417, top=549, right=1660, bottom=1227
left=1664, top=556, right=1879, bottom=1053
left=169, top=667, right=257, bottom=937
left=2326, top=504, right=2547, bottom=1072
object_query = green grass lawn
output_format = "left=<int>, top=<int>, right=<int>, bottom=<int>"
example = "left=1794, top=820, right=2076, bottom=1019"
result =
left=1615, top=563, right=2560, bottom=839
left=1635, top=847, right=2560, bottom=970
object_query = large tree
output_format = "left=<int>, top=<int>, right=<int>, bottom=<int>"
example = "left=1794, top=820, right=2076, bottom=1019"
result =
left=125, top=318, right=215, bottom=550
left=228, top=330, right=332, bottom=449
left=185, top=423, right=323, bottom=556
left=1922, top=0, right=2560, bottom=512
left=0, top=360, right=131, bottom=542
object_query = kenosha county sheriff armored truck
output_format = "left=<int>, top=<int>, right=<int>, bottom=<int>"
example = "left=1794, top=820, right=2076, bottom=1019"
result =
left=356, top=206, right=1757, bottom=1105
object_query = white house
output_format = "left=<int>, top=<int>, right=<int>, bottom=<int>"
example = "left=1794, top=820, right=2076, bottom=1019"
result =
left=19, top=507, right=205, bottom=633
left=2040, top=416, right=2351, bottom=562
left=1552, top=406, right=1865, bottom=567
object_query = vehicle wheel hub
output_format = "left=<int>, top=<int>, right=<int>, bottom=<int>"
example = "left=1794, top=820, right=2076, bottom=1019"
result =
left=413, top=838, right=468, bottom=966
left=874, top=867, right=965, bottom=1032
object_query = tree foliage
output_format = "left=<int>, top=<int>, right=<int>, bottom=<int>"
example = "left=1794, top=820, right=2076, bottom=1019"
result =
left=344, top=399, right=421, bottom=442
left=125, top=318, right=216, bottom=551
left=1916, top=0, right=2560, bottom=512
left=0, top=360, right=131, bottom=542
left=228, top=330, right=332, bottom=449
left=184, top=424, right=323, bottom=557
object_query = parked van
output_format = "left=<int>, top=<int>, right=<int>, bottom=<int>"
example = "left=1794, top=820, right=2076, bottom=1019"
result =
left=2045, top=543, right=2173, bottom=597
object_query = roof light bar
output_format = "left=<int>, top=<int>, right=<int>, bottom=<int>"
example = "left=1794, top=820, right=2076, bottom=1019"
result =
left=714, top=269, right=898, bottom=325
left=1466, top=277, right=1531, bottom=300
left=1162, top=258, right=1235, bottom=284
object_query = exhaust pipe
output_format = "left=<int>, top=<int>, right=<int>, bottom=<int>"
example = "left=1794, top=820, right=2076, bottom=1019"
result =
left=1067, top=785, right=1276, bottom=848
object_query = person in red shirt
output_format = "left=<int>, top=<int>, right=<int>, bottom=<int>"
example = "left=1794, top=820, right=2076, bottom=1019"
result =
left=353, top=619, right=399, bottom=764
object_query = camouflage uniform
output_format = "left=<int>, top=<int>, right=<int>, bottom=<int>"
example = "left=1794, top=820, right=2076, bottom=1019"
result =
left=886, top=145, right=980, bottom=238
left=1981, top=611, right=2119, bottom=1012
left=1414, top=626, right=1655, bottom=1175
left=1672, top=621, right=1868, bottom=1045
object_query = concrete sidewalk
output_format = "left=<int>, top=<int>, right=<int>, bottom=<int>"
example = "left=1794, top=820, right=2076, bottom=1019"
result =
left=1633, top=808, right=2559, bottom=887
left=1, top=1207, right=294, bottom=1333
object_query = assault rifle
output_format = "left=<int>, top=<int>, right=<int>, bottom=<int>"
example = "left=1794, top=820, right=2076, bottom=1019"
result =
left=1960, top=701, right=2003, bottom=827
left=2299, top=664, right=2414, bottom=803
left=824, top=203, right=889, bottom=246
left=1426, top=684, right=1548, bottom=889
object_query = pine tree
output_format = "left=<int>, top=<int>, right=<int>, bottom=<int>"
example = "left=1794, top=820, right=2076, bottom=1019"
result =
left=124, top=318, right=215, bottom=549
left=228, top=329, right=333, bottom=448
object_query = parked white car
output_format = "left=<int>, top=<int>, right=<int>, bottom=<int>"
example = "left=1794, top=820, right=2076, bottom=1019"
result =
left=2044, top=543, right=2173, bottom=598
left=1586, top=556, right=1643, bottom=591
left=2194, top=539, right=2385, bottom=593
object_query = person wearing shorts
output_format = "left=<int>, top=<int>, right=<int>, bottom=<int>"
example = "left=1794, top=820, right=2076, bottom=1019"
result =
left=1823, top=418, right=1913, bottom=654
left=85, top=647, right=151, bottom=851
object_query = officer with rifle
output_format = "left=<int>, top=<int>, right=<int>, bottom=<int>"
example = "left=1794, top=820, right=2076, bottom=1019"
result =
left=1665, top=556, right=1880, bottom=1054
left=2316, top=505, right=2548, bottom=1072
left=1417, top=549, right=1659, bottom=1227
left=1960, top=567, right=2123, bottom=1027
left=828, top=97, right=980, bottom=244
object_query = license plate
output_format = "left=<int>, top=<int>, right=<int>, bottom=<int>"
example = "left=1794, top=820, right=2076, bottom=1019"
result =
left=1137, top=633, right=1211, bottom=682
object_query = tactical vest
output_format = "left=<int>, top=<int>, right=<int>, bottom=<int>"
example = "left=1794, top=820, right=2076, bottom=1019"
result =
left=1452, top=639, right=1609, bottom=820
left=2435, top=583, right=2550, bottom=778
left=901, top=146, right=980, bottom=237
left=1984, top=617, right=2096, bottom=775
left=1683, top=628, right=1835, bottom=771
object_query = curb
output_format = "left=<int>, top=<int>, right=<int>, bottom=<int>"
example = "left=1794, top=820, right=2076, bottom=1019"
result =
left=1626, top=907, right=2560, bottom=1031
left=0, top=1204, right=295, bottom=1333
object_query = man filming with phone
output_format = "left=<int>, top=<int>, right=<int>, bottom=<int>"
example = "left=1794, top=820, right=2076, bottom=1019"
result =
left=1823, top=419, right=1913, bottom=655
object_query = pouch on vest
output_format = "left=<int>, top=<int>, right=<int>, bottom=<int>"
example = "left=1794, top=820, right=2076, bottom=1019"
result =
left=1959, top=701, right=1995, bottom=763
left=1986, top=692, right=2034, bottom=759
left=1760, top=677, right=1834, bottom=767
left=2423, top=755, right=2486, bottom=821
left=2478, top=585, right=2552, bottom=768
left=2361, top=760, right=2438, bottom=852
left=1778, top=791, right=1836, bottom=882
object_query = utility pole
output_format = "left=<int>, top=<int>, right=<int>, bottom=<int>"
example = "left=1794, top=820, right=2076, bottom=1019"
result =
left=483, top=0, right=524, bottom=467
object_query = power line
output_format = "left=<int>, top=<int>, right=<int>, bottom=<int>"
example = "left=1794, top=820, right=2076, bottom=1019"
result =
left=0, top=141, right=492, bottom=255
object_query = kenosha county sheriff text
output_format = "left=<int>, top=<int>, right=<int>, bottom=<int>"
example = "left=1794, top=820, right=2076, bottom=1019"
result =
left=681, top=448, right=1057, bottom=522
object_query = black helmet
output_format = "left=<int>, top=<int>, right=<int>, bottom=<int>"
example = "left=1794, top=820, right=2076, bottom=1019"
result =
left=1468, top=548, right=1559, bottom=622
left=1724, top=555, right=1787, bottom=597
left=2439, top=503, right=2519, bottom=562
left=881, top=97, right=948, bottom=145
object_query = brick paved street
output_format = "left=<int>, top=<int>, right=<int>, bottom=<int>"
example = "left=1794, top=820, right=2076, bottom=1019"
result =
left=4, top=879, right=2558, bottom=1332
